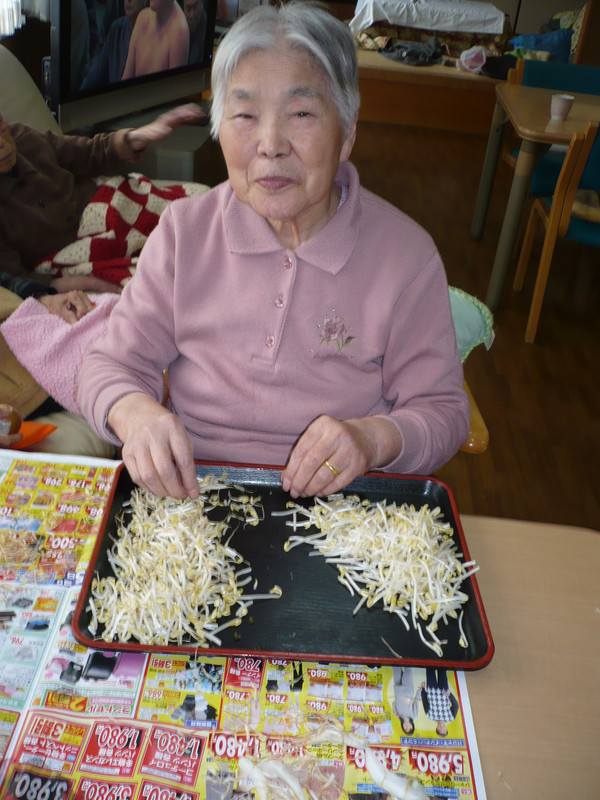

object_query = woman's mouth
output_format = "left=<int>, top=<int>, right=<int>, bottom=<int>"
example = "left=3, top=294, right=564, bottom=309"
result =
left=256, top=176, right=293, bottom=191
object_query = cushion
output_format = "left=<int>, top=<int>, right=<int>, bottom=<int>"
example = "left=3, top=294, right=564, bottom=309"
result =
left=449, top=287, right=494, bottom=363
left=0, top=46, right=62, bottom=132
left=0, top=293, right=118, bottom=415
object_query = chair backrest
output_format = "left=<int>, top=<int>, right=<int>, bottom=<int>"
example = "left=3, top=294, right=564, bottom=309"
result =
left=579, top=124, right=600, bottom=193
left=557, top=122, right=600, bottom=237
left=520, top=59, right=600, bottom=96
left=0, top=45, right=62, bottom=133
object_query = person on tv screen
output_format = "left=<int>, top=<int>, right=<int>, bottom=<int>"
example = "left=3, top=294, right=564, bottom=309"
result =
left=80, top=0, right=149, bottom=91
left=71, top=0, right=91, bottom=92
left=100, top=0, right=124, bottom=45
left=184, top=0, right=207, bottom=64
left=121, top=0, right=190, bottom=79
left=78, top=2, right=468, bottom=501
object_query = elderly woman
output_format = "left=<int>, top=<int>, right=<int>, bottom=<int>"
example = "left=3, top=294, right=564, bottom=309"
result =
left=78, top=2, right=469, bottom=500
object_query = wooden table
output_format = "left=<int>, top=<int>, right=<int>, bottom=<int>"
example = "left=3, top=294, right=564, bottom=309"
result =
left=357, top=49, right=499, bottom=134
left=470, top=83, right=600, bottom=311
left=461, top=514, right=599, bottom=798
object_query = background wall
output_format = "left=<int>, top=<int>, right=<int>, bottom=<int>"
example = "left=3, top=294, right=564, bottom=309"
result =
left=1, top=18, right=50, bottom=89
left=0, top=1, right=594, bottom=92
left=329, top=1, right=588, bottom=35
left=493, top=0, right=587, bottom=34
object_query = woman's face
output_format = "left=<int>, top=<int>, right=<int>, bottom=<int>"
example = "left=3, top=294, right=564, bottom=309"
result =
left=218, top=46, right=356, bottom=246
left=0, top=117, right=17, bottom=174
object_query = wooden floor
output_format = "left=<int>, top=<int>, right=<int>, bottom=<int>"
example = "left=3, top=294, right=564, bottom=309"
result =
left=351, top=121, right=600, bottom=531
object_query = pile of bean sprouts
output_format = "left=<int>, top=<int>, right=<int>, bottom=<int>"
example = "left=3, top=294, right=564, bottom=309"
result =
left=0, top=530, right=41, bottom=568
left=279, top=494, right=478, bottom=656
left=87, top=476, right=281, bottom=646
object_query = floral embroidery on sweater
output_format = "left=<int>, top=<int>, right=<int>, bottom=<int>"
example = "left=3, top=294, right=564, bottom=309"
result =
left=318, top=310, right=354, bottom=353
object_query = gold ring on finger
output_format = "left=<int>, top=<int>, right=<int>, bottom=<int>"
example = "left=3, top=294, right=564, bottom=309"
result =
left=323, top=460, right=339, bottom=478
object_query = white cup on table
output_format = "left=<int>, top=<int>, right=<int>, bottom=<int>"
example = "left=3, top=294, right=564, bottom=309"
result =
left=550, top=93, right=575, bottom=121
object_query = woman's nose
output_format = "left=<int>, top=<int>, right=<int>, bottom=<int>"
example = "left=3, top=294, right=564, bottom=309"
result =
left=257, top=117, right=289, bottom=158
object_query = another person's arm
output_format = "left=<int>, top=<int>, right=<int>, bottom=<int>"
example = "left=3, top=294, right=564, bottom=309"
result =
left=0, top=242, right=43, bottom=282
left=1, top=273, right=103, bottom=321
left=1, top=272, right=56, bottom=298
left=0, top=404, right=22, bottom=448
left=117, top=104, right=204, bottom=159
left=39, top=290, right=95, bottom=323
left=48, top=103, right=203, bottom=176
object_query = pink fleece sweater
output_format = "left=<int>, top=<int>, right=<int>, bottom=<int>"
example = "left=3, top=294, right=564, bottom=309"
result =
left=78, top=162, right=468, bottom=474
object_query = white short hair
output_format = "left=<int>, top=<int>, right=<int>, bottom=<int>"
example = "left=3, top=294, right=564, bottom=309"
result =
left=210, top=1, right=360, bottom=140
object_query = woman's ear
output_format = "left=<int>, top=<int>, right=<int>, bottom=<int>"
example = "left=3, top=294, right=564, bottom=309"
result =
left=340, top=113, right=358, bottom=163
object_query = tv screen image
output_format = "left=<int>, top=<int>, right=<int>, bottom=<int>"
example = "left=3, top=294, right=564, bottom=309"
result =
left=49, top=0, right=217, bottom=132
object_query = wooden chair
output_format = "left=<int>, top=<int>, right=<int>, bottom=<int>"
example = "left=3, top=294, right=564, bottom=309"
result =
left=449, top=287, right=494, bottom=454
left=513, top=120, right=600, bottom=343
left=460, top=381, right=489, bottom=454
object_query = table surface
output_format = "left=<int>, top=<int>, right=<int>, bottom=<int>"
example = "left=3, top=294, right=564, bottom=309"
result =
left=496, top=82, right=600, bottom=145
left=357, top=48, right=497, bottom=87
left=1, top=450, right=598, bottom=798
left=461, top=514, right=599, bottom=798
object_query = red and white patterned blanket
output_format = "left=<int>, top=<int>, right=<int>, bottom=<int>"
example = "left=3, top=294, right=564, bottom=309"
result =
left=33, top=174, right=208, bottom=287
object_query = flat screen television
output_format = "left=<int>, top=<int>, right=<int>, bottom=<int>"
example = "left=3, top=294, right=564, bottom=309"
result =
left=48, top=0, right=217, bottom=132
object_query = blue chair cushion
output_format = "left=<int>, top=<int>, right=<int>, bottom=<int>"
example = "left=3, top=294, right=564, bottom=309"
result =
left=565, top=214, right=600, bottom=247
left=522, top=60, right=600, bottom=94
left=541, top=197, right=600, bottom=247
left=509, top=30, right=573, bottom=63
left=508, top=147, right=566, bottom=197
left=530, top=150, right=567, bottom=196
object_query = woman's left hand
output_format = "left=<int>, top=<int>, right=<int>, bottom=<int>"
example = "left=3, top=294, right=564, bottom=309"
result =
left=281, top=414, right=402, bottom=499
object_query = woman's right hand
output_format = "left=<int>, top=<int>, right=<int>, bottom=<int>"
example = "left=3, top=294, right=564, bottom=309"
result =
left=108, top=393, right=199, bottom=499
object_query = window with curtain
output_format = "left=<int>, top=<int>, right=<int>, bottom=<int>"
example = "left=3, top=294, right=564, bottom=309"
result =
left=0, top=0, right=49, bottom=38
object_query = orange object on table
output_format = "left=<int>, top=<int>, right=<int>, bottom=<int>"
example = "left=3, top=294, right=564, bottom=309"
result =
left=10, top=421, right=57, bottom=450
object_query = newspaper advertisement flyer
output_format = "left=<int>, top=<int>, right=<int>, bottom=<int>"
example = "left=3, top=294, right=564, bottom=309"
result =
left=0, top=451, right=487, bottom=798
left=0, top=452, right=121, bottom=587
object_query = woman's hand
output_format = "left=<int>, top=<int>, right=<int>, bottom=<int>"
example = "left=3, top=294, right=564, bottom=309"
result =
left=39, top=290, right=95, bottom=323
left=108, top=393, right=200, bottom=499
left=50, top=276, right=122, bottom=295
left=281, top=414, right=402, bottom=499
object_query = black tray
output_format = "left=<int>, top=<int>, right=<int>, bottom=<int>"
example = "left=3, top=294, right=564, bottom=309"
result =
left=73, top=463, right=494, bottom=669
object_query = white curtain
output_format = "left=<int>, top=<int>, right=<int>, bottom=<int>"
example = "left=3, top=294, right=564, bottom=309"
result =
left=22, top=0, right=49, bottom=22
left=0, top=0, right=24, bottom=38
left=0, top=0, right=49, bottom=37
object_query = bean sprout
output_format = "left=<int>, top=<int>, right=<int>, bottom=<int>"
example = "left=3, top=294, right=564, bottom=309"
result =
left=0, top=531, right=41, bottom=568
left=87, top=479, right=280, bottom=646
left=281, top=494, right=478, bottom=656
